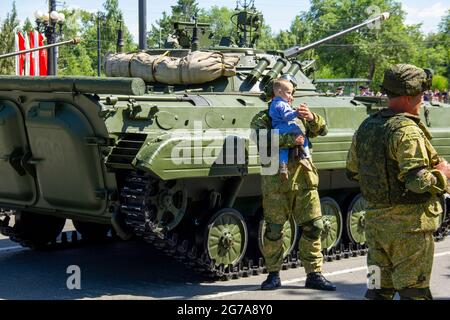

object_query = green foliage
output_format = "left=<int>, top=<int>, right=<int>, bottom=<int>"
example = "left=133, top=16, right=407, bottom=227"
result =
left=432, top=75, right=448, bottom=91
left=436, top=10, right=449, bottom=80
left=0, top=0, right=447, bottom=82
left=171, top=0, right=201, bottom=21
left=57, top=8, right=96, bottom=76
left=58, top=0, right=136, bottom=76
left=290, top=0, right=427, bottom=90
left=257, top=24, right=279, bottom=50
left=204, top=6, right=234, bottom=46
left=0, top=1, right=19, bottom=75
left=439, top=9, right=449, bottom=34
left=146, top=1, right=279, bottom=49
left=22, top=18, right=33, bottom=34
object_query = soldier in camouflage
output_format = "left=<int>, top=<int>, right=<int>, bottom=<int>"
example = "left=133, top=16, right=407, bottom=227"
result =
left=346, top=64, right=450, bottom=300
left=251, top=76, right=336, bottom=291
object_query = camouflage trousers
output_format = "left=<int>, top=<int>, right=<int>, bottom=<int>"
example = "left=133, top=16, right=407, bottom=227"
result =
left=366, top=225, right=435, bottom=291
left=261, top=158, right=323, bottom=274
left=365, top=199, right=441, bottom=292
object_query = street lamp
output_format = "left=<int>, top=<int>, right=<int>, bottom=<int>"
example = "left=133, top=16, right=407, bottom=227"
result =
left=34, top=9, right=66, bottom=75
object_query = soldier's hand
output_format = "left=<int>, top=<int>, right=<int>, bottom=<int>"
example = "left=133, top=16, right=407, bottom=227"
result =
left=295, top=134, right=305, bottom=146
left=297, top=103, right=314, bottom=121
left=435, top=160, right=450, bottom=179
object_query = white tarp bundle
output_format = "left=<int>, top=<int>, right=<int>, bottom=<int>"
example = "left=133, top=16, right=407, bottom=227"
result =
left=105, top=51, right=240, bottom=84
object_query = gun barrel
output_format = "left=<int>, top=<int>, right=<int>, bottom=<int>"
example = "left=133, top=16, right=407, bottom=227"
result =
left=0, top=76, right=146, bottom=96
left=284, top=12, right=390, bottom=59
left=0, top=38, right=80, bottom=60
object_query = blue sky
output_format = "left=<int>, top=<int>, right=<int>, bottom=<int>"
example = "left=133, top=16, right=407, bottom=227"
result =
left=2, top=0, right=449, bottom=41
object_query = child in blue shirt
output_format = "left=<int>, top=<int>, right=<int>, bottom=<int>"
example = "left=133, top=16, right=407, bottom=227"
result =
left=269, top=79, right=310, bottom=180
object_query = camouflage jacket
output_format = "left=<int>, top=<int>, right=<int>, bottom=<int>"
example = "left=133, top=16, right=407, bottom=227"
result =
left=346, top=109, right=447, bottom=232
left=250, top=108, right=328, bottom=149
left=346, top=109, right=448, bottom=199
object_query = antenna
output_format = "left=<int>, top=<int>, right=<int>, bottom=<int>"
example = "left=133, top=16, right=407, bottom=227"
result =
left=232, top=0, right=262, bottom=47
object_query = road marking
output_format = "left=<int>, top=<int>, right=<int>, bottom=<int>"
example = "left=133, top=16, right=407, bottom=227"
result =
left=194, top=249, right=450, bottom=300
left=434, top=251, right=450, bottom=258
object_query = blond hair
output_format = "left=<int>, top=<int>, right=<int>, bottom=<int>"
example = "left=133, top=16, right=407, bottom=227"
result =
left=273, top=79, right=293, bottom=93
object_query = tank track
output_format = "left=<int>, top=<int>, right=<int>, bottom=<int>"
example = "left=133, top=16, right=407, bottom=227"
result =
left=1, top=184, right=448, bottom=281
left=0, top=213, right=38, bottom=249
left=119, top=172, right=450, bottom=281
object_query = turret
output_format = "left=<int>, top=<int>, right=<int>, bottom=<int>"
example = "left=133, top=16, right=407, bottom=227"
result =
left=103, top=3, right=390, bottom=95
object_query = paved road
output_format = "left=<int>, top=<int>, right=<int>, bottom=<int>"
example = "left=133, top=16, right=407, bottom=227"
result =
left=0, top=221, right=449, bottom=300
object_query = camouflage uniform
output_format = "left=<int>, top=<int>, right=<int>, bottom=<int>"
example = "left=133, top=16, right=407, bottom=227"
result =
left=251, top=108, right=328, bottom=274
left=346, top=64, right=448, bottom=300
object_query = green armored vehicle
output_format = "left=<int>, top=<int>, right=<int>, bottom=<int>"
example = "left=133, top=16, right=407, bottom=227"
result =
left=0, top=4, right=448, bottom=278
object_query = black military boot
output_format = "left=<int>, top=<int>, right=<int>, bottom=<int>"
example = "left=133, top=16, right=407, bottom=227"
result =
left=261, top=272, right=281, bottom=290
left=398, top=287, right=433, bottom=300
left=305, top=272, right=336, bottom=291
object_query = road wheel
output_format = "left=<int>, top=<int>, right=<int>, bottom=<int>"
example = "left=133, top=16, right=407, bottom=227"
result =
left=320, top=197, right=343, bottom=250
left=346, top=193, right=367, bottom=245
left=204, top=208, right=248, bottom=267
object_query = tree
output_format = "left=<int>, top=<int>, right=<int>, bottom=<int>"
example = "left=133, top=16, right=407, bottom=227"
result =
left=0, top=1, right=19, bottom=75
left=437, top=10, right=449, bottom=82
left=101, top=0, right=135, bottom=53
left=57, top=8, right=96, bottom=76
left=204, top=6, right=234, bottom=46
left=147, top=1, right=279, bottom=49
left=171, top=0, right=201, bottom=22
left=439, top=9, right=449, bottom=34
left=432, top=75, right=448, bottom=91
left=22, top=18, right=34, bottom=34
left=413, top=10, right=449, bottom=85
left=58, top=0, right=136, bottom=76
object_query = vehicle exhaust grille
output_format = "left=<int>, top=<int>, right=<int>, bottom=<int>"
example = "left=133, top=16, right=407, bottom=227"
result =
left=106, top=133, right=147, bottom=169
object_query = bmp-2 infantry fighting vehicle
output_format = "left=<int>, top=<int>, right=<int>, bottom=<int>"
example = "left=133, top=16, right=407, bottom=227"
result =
left=0, top=2, right=448, bottom=279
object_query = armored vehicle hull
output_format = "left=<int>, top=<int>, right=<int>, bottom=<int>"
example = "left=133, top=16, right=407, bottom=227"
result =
left=0, top=78, right=448, bottom=276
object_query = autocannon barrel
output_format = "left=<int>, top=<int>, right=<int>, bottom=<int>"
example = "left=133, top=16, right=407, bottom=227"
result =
left=0, top=76, right=147, bottom=96
left=283, top=12, right=390, bottom=59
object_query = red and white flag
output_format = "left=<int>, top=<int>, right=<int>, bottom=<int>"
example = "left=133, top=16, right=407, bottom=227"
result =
left=37, top=32, right=48, bottom=76
left=15, top=32, right=27, bottom=76
left=28, top=31, right=36, bottom=76
left=15, top=31, right=48, bottom=76
left=24, top=32, right=31, bottom=76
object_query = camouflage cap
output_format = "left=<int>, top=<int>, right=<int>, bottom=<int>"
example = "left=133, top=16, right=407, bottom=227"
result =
left=380, top=64, right=432, bottom=98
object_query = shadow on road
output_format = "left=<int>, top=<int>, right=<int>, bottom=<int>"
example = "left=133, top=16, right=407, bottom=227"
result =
left=0, top=238, right=446, bottom=300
